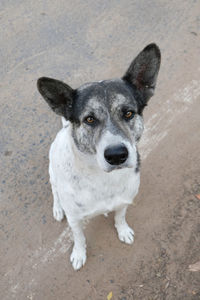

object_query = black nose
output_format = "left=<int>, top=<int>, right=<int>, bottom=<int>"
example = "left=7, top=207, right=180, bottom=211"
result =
left=104, top=144, right=128, bottom=165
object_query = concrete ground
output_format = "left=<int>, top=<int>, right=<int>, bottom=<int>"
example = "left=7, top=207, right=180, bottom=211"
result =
left=1, top=0, right=200, bottom=299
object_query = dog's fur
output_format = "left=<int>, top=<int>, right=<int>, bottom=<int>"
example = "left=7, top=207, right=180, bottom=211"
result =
left=37, top=44, right=161, bottom=270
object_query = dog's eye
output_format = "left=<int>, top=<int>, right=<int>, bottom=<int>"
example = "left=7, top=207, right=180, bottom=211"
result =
left=84, top=116, right=96, bottom=125
left=123, top=111, right=134, bottom=120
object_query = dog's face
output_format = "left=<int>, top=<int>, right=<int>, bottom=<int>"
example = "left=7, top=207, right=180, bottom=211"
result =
left=37, top=44, right=161, bottom=172
left=71, top=79, right=144, bottom=172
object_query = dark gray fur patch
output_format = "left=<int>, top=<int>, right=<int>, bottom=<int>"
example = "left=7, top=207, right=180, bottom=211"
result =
left=135, top=150, right=141, bottom=173
left=73, top=80, right=140, bottom=120
left=75, top=201, right=84, bottom=208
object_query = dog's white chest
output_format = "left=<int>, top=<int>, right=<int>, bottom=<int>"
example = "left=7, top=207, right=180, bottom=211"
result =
left=49, top=126, right=140, bottom=219
left=70, top=167, right=139, bottom=218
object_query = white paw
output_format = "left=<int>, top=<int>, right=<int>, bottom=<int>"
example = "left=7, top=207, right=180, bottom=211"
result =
left=70, top=247, right=86, bottom=271
left=53, top=204, right=64, bottom=222
left=116, top=224, right=134, bottom=244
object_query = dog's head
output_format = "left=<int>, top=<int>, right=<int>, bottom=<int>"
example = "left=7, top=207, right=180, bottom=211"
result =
left=37, top=44, right=161, bottom=172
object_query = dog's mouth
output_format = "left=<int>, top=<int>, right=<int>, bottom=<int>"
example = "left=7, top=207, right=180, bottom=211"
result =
left=102, top=161, right=134, bottom=173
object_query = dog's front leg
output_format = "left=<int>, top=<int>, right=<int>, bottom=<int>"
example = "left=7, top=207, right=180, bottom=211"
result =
left=114, top=205, right=134, bottom=244
left=67, top=217, right=86, bottom=270
left=51, top=183, right=64, bottom=222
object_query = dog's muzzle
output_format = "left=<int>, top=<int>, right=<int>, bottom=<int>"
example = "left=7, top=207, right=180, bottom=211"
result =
left=104, top=144, right=128, bottom=166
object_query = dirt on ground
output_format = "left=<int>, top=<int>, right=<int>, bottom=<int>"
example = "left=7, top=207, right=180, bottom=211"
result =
left=1, top=1, right=200, bottom=299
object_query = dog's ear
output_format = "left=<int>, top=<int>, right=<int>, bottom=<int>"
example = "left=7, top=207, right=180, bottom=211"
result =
left=123, top=43, right=161, bottom=102
left=37, top=77, right=75, bottom=119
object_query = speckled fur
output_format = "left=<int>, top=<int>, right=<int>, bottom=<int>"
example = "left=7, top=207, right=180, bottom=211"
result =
left=37, top=43, right=161, bottom=270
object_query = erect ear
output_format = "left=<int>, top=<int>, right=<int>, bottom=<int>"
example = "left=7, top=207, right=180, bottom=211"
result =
left=122, top=43, right=161, bottom=101
left=37, top=77, right=75, bottom=119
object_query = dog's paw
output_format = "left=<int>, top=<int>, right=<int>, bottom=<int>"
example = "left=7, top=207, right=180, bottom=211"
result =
left=116, top=224, right=134, bottom=244
left=70, top=247, right=86, bottom=271
left=53, top=204, right=64, bottom=222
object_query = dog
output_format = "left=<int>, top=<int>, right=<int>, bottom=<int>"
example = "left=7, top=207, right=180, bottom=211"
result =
left=37, top=43, right=161, bottom=270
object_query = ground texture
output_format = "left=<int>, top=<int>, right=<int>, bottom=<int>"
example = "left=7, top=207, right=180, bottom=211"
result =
left=1, top=1, right=200, bottom=299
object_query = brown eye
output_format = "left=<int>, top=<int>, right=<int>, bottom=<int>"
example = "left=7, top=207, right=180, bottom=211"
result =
left=85, top=116, right=95, bottom=124
left=124, top=111, right=134, bottom=120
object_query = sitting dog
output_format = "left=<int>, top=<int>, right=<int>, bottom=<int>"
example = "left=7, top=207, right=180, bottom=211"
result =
left=37, top=43, right=161, bottom=270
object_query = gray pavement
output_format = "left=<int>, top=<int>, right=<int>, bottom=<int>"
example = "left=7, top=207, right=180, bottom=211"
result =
left=1, top=1, right=200, bottom=299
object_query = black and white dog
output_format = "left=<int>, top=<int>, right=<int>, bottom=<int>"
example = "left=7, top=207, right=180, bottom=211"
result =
left=37, top=44, right=161, bottom=270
